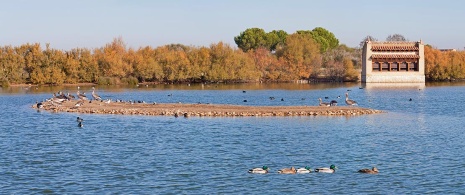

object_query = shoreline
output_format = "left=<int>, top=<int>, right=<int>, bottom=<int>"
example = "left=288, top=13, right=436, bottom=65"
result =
left=34, top=99, right=384, bottom=117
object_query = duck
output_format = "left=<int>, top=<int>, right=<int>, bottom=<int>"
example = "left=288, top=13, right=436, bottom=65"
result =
left=330, top=100, right=338, bottom=106
left=315, top=165, right=337, bottom=173
left=36, top=101, right=43, bottom=109
left=78, top=122, right=83, bottom=128
left=248, top=166, right=269, bottom=174
left=358, top=167, right=379, bottom=174
left=278, top=167, right=296, bottom=174
left=77, top=117, right=84, bottom=123
left=296, top=166, right=312, bottom=174
left=345, top=93, right=357, bottom=106
left=319, top=98, right=330, bottom=107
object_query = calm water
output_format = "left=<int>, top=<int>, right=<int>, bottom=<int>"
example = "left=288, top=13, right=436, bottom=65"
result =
left=1, top=83, right=465, bottom=194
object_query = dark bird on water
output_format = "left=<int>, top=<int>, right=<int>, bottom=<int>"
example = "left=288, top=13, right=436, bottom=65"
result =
left=77, top=117, right=84, bottom=122
left=409, top=98, right=413, bottom=101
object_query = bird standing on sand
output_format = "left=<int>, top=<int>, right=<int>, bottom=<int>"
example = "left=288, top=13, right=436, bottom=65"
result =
left=92, top=87, right=102, bottom=101
left=345, top=93, right=357, bottom=106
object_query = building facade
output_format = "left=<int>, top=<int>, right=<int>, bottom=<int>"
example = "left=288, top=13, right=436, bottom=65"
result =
left=362, top=40, right=425, bottom=83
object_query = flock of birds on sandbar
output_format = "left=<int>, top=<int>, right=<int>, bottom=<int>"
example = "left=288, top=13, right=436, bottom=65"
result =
left=248, top=165, right=379, bottom=174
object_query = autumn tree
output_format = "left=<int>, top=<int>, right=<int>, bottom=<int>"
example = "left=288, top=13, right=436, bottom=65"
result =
left=275, top=33, right=321, bottom=80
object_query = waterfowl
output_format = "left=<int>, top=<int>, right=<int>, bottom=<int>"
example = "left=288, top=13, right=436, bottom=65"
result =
left=330, top=100, right=338, bottom=106
left=319, top=98, right=330, bottom=107
left=278, top=167, right=297, bottom=174
left=248, top=166, right=269, bottom=174
left=296, top=166, right=312, bottom=174
left=74, top=100, right=84, bottom=108
left=77, top=117, right=84, bottom=123
left=92, top=87, right=102, bottom=101
left=315, top=165, right=337, bottom=173
left=358, top=167, right=379, bottom=174
left=345, top=93, right=357, bottom=106
left=78, top=122, right=83, bottom=128
left=36, top=101, right=43, bottom=109
left=77, top=91, right=88, bottom=100
left=67, top=92, right=75, bottom=100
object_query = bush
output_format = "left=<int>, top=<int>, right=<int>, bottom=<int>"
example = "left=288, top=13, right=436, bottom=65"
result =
left=97, top=77, right=121, bottom=85
left=121, top=76, right=139, bottom=85
left=1, top=79, right=10, bottom=88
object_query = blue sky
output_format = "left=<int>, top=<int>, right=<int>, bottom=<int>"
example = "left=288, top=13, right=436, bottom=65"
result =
left=1, top=0, right=464, bottom=50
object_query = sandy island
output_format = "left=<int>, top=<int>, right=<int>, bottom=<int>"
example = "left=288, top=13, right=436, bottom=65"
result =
left=33, top=99, right=384, bottom=117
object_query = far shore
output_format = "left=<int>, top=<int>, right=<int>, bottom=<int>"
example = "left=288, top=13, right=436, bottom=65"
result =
left=34, top=99, right=384, bottom=117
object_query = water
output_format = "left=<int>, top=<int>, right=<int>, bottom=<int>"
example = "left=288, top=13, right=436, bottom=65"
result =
left=1, top=83, right=465, bottom=194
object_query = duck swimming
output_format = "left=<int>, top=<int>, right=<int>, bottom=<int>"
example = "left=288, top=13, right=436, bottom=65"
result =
left=315, top=165, right=337, bottom=173
left=248, top=166, right=269, bottom=174
left=278, top=167, right=296, bottom=174
left=296, top=166, right=312, bottom=174
left=358, top=167, right=378, bottom=174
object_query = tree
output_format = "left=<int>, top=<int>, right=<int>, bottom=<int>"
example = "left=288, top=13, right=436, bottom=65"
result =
left=386, top=34, right=408, bottom=42
left=234, top=28, right=269, bottom=52
left=276, top=33, right=321, bottom=80
left=311, top=27, right=339, bottom=53
left=359, top=35, right=378, bottom=48
left=266, top=30, right=288, bottom=51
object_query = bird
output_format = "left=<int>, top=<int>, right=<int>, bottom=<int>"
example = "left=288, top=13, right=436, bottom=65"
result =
left=77, top=117, right=84, bottom=122
left=36, top=101, right=43, bottom=109
left=248, top=166, right=269, bottom=174
left=243, top=100, right=248, bottom=102
left=73, top=100, right=84, bottom=108
left=242, top=90, right=246, bottom=93
left=77, top=90, right=88, bottom=100
left=67, top=92, right=75, bottom=100
left=92, top=87, right=102, bottom=101
left=345, top=93, right=357, bottom=106
left=330, top=100, right=338, bottom=106
left=278, top=167, right=297, bottom=174
left=78, top=122, right=83, bottom=128
left=296, top=166, right=312, bottom=174
left=409, top=98, right=413, bottom=101
left=281, top=98, right=284, bottom=101
left=319, top=98, right=330, bottom=107
left=358, top=167, right=379, bottom=174
left=315, top=165, right=337, bottom=173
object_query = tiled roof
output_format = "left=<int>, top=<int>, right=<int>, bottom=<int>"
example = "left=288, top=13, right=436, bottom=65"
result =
left=371, top=54, right=420, bottom=59
left=371, top=45, right=419, bottom=51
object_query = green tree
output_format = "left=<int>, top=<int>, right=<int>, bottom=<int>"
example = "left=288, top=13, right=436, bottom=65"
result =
left=311, top=27, right=339, bottom=53
left=234, top=28, right=269, bottom=52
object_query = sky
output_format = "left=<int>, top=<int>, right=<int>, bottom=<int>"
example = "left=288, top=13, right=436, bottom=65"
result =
left=1, top=0, right=464, bottom=50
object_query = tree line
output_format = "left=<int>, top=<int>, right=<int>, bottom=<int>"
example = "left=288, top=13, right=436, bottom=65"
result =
left=1, top=30, right=462, bottom=87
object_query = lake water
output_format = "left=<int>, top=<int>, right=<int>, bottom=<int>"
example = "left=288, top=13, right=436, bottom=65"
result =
left=1, top=83, right=465, bottom=194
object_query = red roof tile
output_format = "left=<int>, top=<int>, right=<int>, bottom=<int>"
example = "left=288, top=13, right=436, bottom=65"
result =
left=371, top=54, right=420, bottom=59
